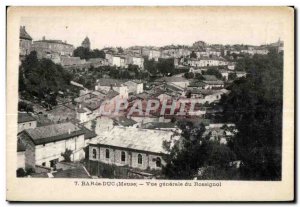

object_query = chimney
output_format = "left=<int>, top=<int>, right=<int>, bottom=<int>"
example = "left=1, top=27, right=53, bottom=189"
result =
left=68, top=129, right=71, bottom=134
left=42, top=36, right=45, bottom=40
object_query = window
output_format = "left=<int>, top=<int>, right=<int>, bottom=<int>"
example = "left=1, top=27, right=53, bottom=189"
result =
left=29, top=123, right=31, bottom=126
left=42, top=162, right=46, bottom=166
left=138, top=154, right=143, bottom=164
left=121, top=151, right=126, bottom=162
left=92, top=149, right=97, bottom=159
left=105, top=149, right=110, bottom=159
left=156, top=157, right=162, bottom=168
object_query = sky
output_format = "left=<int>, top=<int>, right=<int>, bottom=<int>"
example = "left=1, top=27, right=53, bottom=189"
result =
left=20, top=7, right=285, bottom=50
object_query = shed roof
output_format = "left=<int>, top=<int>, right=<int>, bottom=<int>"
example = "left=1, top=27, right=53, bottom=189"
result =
left=24, top=122, right=85, bottom=145
left=92, top=127, right=180, bottom=154
left=18, top=112, right=36, bottom=123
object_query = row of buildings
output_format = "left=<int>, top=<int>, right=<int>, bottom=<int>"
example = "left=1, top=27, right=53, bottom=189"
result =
left=20, top=26, right=282, bottom=73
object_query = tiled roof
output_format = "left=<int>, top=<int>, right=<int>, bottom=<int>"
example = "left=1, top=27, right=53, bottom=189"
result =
left=18, top=112, right=36, bottom=123
left=124, top=80, right=143, bottom=86
left=34, top=39, right=73, bottom=46
left=24, top=122, right=85, bottom=145
left=189, top=81, right=206, bottom=87
left=105, top=89, right=119, bottom=99
left=203, top=80, right=224, bottom=85
left=93, top=127, right=181, bottom=154
left=77, top=108, right=87, bottom=113
left=156, top=76, right=189, bottom=83
left=143, top=122, right=176, bottom=129
left=202, top=75, right=219, bottom=81
left=17, top=139, right=26, bottom=152
left=80, top=126, right=97, bottom=140
left=96, top=78, right=125, bottom=87
left=113, top=116, right=137, bottom=127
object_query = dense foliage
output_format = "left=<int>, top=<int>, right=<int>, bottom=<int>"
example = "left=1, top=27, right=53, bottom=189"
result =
left=163, top=49, right=283, bottom=180
left=144, top=58, right=175, bottom=75
left=73, top=46, right=105, bottom=60
left=220, top=49, right=283, bottom=180
left=162, top=121, right=237, bottom=179
left=19, top=51, right=73, bottom=106
left=202, top=68, right=223, bottom=79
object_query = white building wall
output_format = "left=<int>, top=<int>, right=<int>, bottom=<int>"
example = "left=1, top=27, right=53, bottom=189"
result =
left=17, top=152, right=25, bottom=169
left=18, top=121, right=37, bottom=133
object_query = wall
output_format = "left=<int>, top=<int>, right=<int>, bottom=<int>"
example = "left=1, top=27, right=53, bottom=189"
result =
left=19, top=39, right=32, bottom=56
left=17, top=151, right=25, bottom=169
left=19, top=133, right=36, bottom=170
left=33, top=134, right=85, bottom=168
left=18, top=120, right=37, bottom=133
left=88, top=145, right=164, bottom=171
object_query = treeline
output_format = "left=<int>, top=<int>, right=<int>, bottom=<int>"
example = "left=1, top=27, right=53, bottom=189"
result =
left=219, top=49, right=283, bottom=180
left=73, top=46, right=106, bottom=60
left=144, top=58, right=175, bottom=76
left=19, top=51, right=73, bottom=106
left=163, top=121, right=238, bottom=180
left=163, top=49, right=283, bottom=180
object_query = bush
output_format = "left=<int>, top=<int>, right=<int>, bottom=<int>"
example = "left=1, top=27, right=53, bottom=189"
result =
left=16, top=168, right=26, bottom=177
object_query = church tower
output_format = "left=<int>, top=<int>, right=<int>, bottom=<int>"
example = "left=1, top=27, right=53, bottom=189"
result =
left=81, top=36, right=91, bottom=50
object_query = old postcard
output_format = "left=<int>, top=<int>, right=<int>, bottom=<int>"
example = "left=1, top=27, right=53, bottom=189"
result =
left=6, top=6, right=294, bottom=201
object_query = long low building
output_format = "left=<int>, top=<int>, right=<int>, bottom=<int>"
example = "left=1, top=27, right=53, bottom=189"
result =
left=18, top=122, right=96, bottom=170
left=88, top=127, right=182, bottom=171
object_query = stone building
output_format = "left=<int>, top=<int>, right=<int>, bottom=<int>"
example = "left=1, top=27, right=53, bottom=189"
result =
left=31, top=36, right=74, bottom=59
left=126, top=55, right=144, bottom=69
left=18, top=112, right=37, bottom=133
left=19, top=26, right=32, bottom=57
left=187, top=57, right=228, bottom=68
left=18, top=122, right=96, bottom=169
left=81, top=37, right=91, bottom=50
left=88, top=127, right=181, bottom=170
left=124, top=80, right=143, bottom=94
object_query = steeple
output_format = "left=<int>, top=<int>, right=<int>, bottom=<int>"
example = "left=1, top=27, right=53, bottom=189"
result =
left=81, top=36, right=91, bottom=50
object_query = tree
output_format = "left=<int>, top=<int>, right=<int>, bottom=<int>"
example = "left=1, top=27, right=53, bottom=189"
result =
left=117, top=47, right=124, bottom=54
left=162, top=121, right=237, bottom=179
left=73, top=46, right=91, bottom=59
left=16, top=168, right=26, bottom=177
left=228, top=73, right=237, bottom=80
left=157, top=58, right=175, bottom=75
left=190, top=51, right=197, bottom=58
left=203, top=68, right=223, bottom=79
left=20, top=51, right=73, bottom=105
left=61, top=149, right=73, bottom=162
left=144, top=58, right=157, bottom=75
left=184, top=72, right=194, bottom=79
left=73, top=47, right=105, bottom=60
left=219, top=49, right=283, bottom=180
left=18, top=101, right=34, bottom=112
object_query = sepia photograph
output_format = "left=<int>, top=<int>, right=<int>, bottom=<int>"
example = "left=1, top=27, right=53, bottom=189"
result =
left=6, top=6, right=294, bottom=201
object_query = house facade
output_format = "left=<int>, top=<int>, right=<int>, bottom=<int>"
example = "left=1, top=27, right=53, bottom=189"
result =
left=88, top=127, right=181, bottom=170
left=187, top=57, right=228, bottom=68
left=124, top=80, right=143, bottom=94
left=31, top=36, right=74, bottom=59
left=126, top=56, right=144, bottom=69
left=18, top=112, right=37, bottom=133
left=18, top=122, right=87, bottom=169
left=19, top=26, right=32, bottom=57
